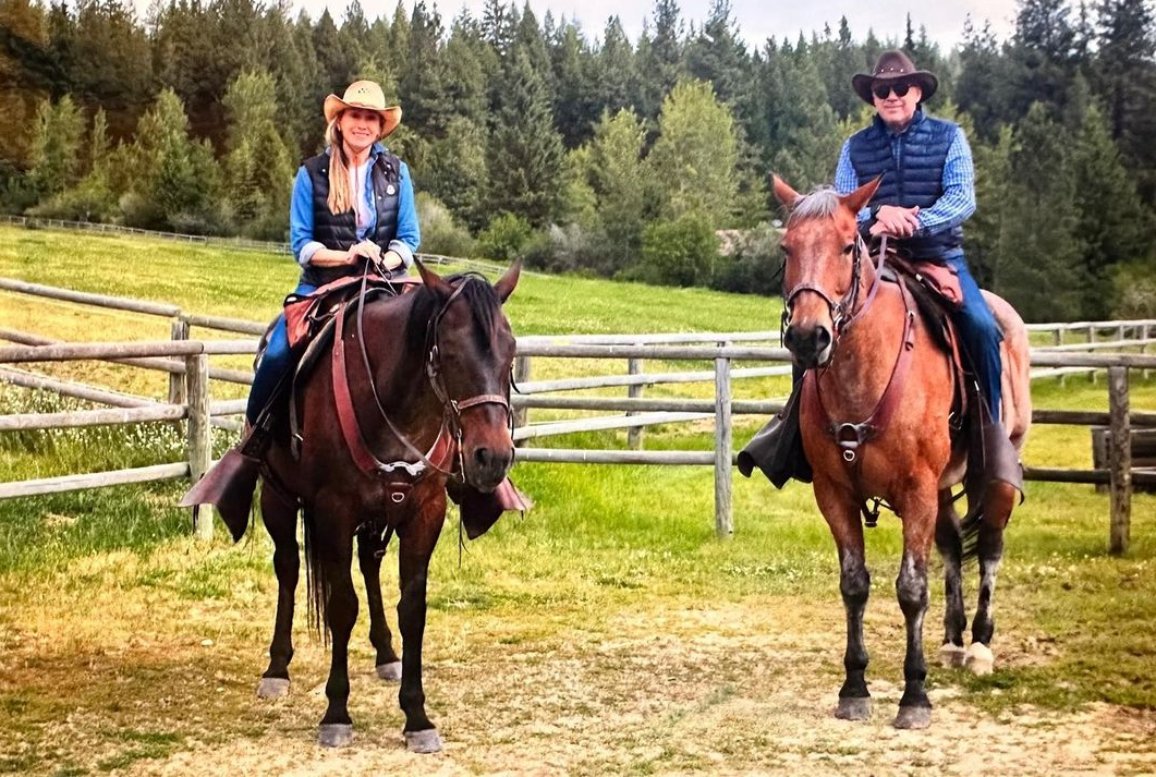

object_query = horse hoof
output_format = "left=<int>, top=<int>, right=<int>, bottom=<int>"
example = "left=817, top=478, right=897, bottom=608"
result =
left=835, top=697, right=872, bottom=720
left=318, top=724, right=354, bottom=748
left=965, top=642, right=995, bottom=675
left=376, top=661, right=402, bottom=682
left=257, top=677, right=290, bottom=699
left=939, top=643, right=967, bottom=669
left=405, top=728, right=443, bottom=754
left=893, top=705, right=932, bottom=729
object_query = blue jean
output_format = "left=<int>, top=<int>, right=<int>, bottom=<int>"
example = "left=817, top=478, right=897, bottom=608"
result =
left=246, top=280, right=317, bottom=424
left=946, top=255, right=1003, bottom=422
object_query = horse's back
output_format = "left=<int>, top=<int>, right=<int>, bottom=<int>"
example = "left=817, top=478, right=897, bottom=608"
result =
left=982, top=290, right=1032, bottom=450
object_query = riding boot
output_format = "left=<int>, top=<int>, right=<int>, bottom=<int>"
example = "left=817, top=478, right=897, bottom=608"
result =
left=737, top=380, right=812, bottom=489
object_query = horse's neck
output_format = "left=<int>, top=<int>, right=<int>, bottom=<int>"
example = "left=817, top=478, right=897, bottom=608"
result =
left=362, top=298, right=442, bottom=430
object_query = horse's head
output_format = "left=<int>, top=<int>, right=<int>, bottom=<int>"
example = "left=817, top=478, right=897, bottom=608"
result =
left=774, top=174, right=880, bottom=368
left=416, top=260, right=521, bottom=492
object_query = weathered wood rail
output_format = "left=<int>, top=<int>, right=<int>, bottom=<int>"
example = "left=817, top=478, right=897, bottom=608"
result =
left=1, top=278, right=1154, bottom=551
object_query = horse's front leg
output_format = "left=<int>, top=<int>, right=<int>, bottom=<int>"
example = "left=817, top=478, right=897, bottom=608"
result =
left=966, top=481, right=1017, bottom=675
left=315, top=508, right=359, bottom=747
left=357, top=525, right=402, bottom=681
left=893, top=484, right=938, bottom=729
left=815, top=479, right=872, bottom=721
left=257, top=485, right=299, bottom=700
left=395, top=495, right=446, bottom=753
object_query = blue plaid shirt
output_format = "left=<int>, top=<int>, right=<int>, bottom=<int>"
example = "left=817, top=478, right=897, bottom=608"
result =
left=835, top=121, right=976, bottom=240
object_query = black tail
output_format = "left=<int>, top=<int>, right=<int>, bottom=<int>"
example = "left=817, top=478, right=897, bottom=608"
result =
left=301, top=507, right=330, bottom=644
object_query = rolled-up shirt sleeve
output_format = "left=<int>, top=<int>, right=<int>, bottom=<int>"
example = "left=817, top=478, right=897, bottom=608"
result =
left=290, top=166, right=326, bottom=267
left=388, top=161, right=421, bottom=267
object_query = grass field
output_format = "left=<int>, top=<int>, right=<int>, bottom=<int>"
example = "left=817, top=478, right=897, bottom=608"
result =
left=1, top=225, right=1155, bottom=776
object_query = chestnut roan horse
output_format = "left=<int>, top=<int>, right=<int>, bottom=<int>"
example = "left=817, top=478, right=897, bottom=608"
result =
left=773, top=176, right=1030, bottom=729
left=255, top=261, right=520, bottom=752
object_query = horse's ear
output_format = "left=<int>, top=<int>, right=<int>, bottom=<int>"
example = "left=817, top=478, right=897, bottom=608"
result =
left=415, top=258, right=453, bottom=297
left=843, top=175, right=882, bottom=216
left=493, top=259, right=521, bottom=304
left=771, top=174, right=801, bottom=209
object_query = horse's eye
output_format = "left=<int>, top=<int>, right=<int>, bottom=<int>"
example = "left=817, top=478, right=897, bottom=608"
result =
left=843, top=243, right=855, bottom=255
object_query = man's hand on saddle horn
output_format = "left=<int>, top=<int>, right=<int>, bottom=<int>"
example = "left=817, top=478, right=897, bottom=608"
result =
left=869, top=205, right=921, bottom=238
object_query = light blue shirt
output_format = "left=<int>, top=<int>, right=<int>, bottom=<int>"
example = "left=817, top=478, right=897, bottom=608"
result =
left=289, top=142, right=421, bottom=268
left=834, top=121, right=976, bottom=239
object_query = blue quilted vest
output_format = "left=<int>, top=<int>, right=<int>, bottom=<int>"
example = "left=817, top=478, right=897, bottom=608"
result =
left=848, top=109, right=962, bottom=260
left=300, top=147, right=401, bottom=287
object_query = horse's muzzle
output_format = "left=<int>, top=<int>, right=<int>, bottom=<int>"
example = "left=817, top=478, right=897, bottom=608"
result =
left=464, top=444, right=514, bottom=492
left=783, top=323, right=832, bottom=368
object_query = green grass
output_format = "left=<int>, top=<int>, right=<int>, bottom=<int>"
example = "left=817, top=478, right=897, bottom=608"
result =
left=2, top=224, right=1156, bottom=773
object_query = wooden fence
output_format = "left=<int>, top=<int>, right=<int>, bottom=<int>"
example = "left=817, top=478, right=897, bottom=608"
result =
left=1, top=280, right=1154, bottom=552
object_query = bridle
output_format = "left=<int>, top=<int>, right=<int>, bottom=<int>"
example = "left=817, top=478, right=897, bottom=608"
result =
left=334, top=272, right=513, bottom=487
left=781, top=233, right=886, bottom=349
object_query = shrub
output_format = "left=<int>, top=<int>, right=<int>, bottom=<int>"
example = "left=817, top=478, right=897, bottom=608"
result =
left=710, top=223, right=783, bottom=295
left=416, top=193, right=475, bottom=258
left=475, top=212, right=533, bottom=262
left=523, top=223, right=605, bottom=275
left=628, top=212, right=718, bottom=287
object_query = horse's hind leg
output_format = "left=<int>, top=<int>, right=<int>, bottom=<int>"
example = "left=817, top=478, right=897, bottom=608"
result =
left=966, top=482, right=1016, bottom=676
left=934, top=489, right=967, bottom=669
left=816, top=484, right=872, bottom=721
left=356, top=525, right=402, bottom=681
left=257, top=486, right=299, bottom=700
left=893, top=485, right=937, bottom=730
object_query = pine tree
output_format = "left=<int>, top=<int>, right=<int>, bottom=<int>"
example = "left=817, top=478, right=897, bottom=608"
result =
left=994, top=102, right=1084, bottom=321
left=585, top=108, right=648, bottom=273
left=222, top=68, right=294, bottom=238
left=0, top=0, right=50, bottom=169
left=592, top=16, right=635, bottom=120
left=550, top=22, right=597, bottom=148
left=423, top=116, right=489, bottom=231
left=634, top=0, right=686, bottom=121
left=487, top=48, right=565, bottom=226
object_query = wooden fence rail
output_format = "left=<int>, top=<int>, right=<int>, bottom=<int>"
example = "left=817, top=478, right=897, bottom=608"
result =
left=2, top=329, right=1154, bottom=551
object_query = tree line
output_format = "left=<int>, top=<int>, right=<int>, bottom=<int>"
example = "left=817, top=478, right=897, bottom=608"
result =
left=1, top=0, right=1154, bottom=320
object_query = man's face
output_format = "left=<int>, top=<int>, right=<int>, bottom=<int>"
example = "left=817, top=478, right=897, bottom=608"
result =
left=871, top=80, right=922, bottom=129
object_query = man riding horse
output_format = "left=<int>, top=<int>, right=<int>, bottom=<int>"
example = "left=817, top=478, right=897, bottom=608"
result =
left=741, top=50, right=1021, bottom=492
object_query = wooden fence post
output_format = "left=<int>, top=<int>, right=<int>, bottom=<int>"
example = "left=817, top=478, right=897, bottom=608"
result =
left=168, top=316, right=189, bottom=405
left=186, top=352, right=213, bottom=540
left=1108, top=365, right=1131, bottom=555
left=513, top=355, right=531, bottom=436
left=1089, top=326, right=1098, bottom=384
left=714, top=354, right=733, bottom=539
left=1143, top=323, right=1151, bottom=381
left=628, top=355, right=644, bottom=450
left=1055, top=327, right=1066, bottom=387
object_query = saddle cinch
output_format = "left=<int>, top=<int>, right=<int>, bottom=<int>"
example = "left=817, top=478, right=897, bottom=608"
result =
left=180, top=275, right=529, bottom=541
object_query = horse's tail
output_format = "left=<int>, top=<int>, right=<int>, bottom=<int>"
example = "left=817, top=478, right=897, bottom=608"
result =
left=301, top=506, right=330, bottom=643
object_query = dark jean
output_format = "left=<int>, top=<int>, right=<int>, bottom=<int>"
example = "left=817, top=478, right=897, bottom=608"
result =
left=946, top=254, right=1003, bottom=422
left=245, top=280, right=317, bottom=424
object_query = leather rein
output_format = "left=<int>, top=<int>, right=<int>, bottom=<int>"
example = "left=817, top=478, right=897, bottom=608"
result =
left=332, top=272, right=511, bottom=495
left=789, top=233, right=918, bottom=466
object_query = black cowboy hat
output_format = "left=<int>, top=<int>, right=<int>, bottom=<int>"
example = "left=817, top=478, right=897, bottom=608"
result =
left=852, top=50, right=938, bottom=104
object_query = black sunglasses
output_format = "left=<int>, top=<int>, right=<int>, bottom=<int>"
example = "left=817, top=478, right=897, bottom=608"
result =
left=873, top=82, right=912, bottom=100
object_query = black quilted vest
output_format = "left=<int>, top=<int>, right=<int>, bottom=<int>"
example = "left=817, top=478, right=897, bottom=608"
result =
left=848, top=110, right=962, bottom=260
left=300, top=148, right=401, bottom=287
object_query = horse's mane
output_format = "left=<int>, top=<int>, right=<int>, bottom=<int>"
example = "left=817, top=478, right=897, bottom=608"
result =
left=787, top=187, right=841, bottom=226
left=405, top=272, right=504, bottom=353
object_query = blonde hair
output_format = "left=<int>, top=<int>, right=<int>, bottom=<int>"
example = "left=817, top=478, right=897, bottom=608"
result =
left=324, top=118, right=353, bottom=215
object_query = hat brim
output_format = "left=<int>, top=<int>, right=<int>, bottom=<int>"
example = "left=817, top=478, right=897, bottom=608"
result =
left=323, top=95, right=402, bottom=138
left=852, top=71, right=938, bottom=105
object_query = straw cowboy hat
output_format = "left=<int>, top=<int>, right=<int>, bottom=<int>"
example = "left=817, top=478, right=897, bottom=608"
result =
left=323, top=80, right=402, bottom=138
left=852, top=50, right=938, bottom=104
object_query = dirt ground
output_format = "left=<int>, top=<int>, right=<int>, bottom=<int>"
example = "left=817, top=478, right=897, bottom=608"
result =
left=4, top=563, right=1155, bottom=777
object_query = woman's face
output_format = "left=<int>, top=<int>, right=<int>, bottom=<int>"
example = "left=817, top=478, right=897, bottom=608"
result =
left=338, top=108, right=383, bottom=154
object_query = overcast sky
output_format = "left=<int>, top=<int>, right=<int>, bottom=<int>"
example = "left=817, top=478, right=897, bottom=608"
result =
left=295, top=0, right=1021, bottom=49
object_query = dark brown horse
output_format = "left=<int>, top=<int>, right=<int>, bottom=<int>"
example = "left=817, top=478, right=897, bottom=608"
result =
left=772, top=176, right=1031, bottom=728
left=253, top=261, right=521, bottom=752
